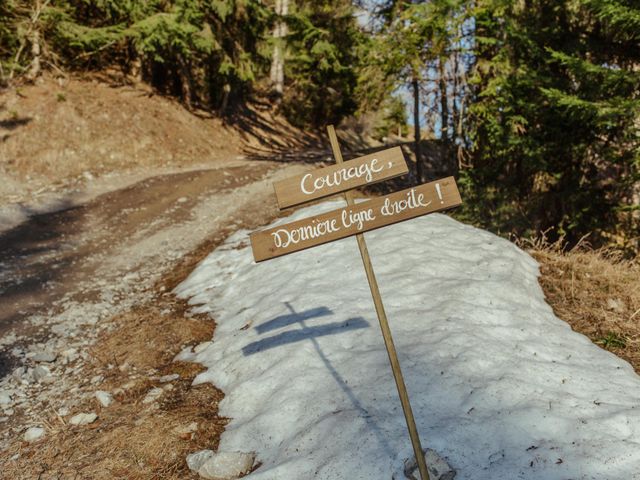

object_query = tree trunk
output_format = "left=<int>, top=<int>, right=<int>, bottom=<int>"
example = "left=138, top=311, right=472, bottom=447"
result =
left=439, top=57, right=453, bottom=174
left=27, top=30, right=41, bottom=80
left=221, top=83, right=231, bottom=113
left=178, top=57, right=193, bottom=109
left=451, top=50, right=459, bottom=144
left=412, top=75, right=422, bottom=184
left=270, top=0, right=288, bottom=97
left=438, top=58, right=449, bottom=140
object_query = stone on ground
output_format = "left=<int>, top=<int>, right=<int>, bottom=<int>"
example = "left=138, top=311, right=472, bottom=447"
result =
left=23, top=426, right=45, bottom=442
left=69, top=412, right=98, bottom=426
left=95, top=390, right=113, bottom=407
left=0, top=391, right=12, bottom=405
left=31, top=351, right=57, bottom=363
left=32, top=365, right=51, bottom=382
left=187, top=450, right=255, bottom=480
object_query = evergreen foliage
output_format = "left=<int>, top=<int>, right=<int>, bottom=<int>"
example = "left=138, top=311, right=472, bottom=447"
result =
left=1, top=0, right=638, bottom=251
left=463, top=0, right=640, bottom=250
left=281, top=0, right=362, bottom=126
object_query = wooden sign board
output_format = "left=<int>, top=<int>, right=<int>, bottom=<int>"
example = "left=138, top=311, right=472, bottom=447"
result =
left=273, top=147, right=408, bottom=209
left=251, top=176, right=461, bottom=262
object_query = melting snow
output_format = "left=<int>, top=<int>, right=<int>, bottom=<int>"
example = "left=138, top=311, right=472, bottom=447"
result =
left=175, top=201, right=640, bottom=479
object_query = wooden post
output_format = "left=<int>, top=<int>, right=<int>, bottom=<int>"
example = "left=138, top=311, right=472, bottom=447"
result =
left=327, top=125, right=431, bottom=480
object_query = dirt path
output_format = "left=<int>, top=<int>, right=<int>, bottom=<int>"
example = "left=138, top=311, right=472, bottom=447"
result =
left=0, top=160, right=307, bottom=478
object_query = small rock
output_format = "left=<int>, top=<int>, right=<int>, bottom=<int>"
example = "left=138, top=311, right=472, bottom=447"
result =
left=142, top=387, right=164, bottom=404
left=41, top=375, right=56, bottom=385
left=12, top=366, right=26, bottom=381
left=69, top=412, right=98, bottom=426
left=32, top=365, right=51, bottom=382
left=174, top=421, right=198, bottom=439
left=120, top=380, right=136, bottom=390
left=95, top=391, right=113, bottom=407
left=60, top=348, right=79, bottom=363
left=58, top=407, right=70, bottom=416
left=90, top=375, right=104, bottom=385
left=23, top=427, right=45, bottom=443
left=197, top=451, right=255, bottom=480
left=187, top=450, right=215, bottom=472
left=398, top=448, right=456, bottom=480
left=194, top=342, right=212, bottom=354
left=177, top=197, right=188, bottom=203
left=0, top=392, right=12, bottom=406
left=159, top=373, right=180, bottom=383
left=31, top=351, right=57, bottom=363
left=607, top=298, right=625, bottom=313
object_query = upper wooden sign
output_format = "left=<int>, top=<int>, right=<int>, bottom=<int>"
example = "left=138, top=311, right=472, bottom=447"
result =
left=251, top=177, right=461, bottom=262
left=273, top=146, right=408, bottom=209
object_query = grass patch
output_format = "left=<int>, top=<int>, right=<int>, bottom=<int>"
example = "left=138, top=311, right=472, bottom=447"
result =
left=529, top=239, right=640, bottom=372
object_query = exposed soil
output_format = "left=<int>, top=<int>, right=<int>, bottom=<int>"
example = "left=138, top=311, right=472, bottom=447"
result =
left=0, top=77, right=234, bottom=197
left=0, top=73, right=318, bottom=478
left=0, top=159, right=308, bottom=478
left=0, top=74, right=325, bottom=237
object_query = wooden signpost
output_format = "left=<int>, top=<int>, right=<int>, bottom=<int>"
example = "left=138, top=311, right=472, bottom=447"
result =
left=273, top=146, right=408, bottom=208
left=252, top=177, right=460, bottom=262
left=250, top=126, right=462, bottom=480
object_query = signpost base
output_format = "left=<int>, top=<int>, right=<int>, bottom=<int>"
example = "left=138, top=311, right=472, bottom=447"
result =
left=327, top=126, right=431, bottom=480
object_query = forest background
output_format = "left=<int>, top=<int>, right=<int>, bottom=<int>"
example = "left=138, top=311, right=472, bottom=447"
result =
left=1, top=0, right=638, bottom=254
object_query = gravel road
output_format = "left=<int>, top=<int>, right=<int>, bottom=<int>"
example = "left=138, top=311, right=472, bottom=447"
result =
left=0, top=160, right=307, bottom=455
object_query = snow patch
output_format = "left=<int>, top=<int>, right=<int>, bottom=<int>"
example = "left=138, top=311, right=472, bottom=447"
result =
left=176, top=201, right=640, bottom=479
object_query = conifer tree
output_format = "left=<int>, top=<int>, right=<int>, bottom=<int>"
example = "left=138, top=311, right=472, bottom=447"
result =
left=465, top=0, right=640, bottom=249
left=281, top=0, right=363, bottom=126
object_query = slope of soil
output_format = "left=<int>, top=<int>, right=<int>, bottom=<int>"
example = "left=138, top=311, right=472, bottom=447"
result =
left=0, top=74, right=321, bottom=207
left=0, top=77, right=230, bottom=190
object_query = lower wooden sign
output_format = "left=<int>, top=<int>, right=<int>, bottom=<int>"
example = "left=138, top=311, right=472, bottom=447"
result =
left=250, top=176, right=461, bottom=262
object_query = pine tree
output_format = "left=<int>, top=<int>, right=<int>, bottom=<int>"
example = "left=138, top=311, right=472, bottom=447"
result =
left=281, top=0, right=363, bottom=126
left=464, top=0, right=640, bottom=250
left=358, top=0, right=469, bottom=183
left=1, top=0, right=271, bottom=111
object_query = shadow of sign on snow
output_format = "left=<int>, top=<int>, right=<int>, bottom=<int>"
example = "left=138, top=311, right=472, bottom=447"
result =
left=242, top=303, right=396, bottom=457
left=242, top=306, right=369, bottom=355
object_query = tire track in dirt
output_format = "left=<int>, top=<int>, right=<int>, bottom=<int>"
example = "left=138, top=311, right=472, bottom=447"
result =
left=0, top=160, right=308, bottom=477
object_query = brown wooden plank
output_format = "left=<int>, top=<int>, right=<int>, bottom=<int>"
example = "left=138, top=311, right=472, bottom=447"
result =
left=273, top=146, right=409, bottom=209
left=251, top=176, right=461, bottom=262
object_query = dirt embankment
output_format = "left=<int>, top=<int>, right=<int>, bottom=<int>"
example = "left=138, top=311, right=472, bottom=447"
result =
left=0, top=77, right=231, bottom=196
left=0, top=74, right=323, bottom=222
left=0, top=74, right=315, bottom=478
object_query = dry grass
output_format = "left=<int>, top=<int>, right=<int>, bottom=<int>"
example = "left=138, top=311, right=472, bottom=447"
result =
left=529, top=241, right=640, bottom=372
left=0, top=300, right=226, bottom=480
left=91, top=304, right=213, bottom=372
left=0, top=167, right=299, bottom=479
